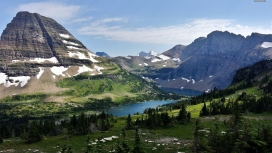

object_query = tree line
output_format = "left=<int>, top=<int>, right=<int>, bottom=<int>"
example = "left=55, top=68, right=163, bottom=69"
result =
left=192, top=101, right=272, bottom=153
left=0, top=111, right=115, bottom=143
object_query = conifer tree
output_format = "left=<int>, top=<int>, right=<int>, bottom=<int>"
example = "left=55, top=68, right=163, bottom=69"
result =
left=191, top=119, right=209, bottom=153
left=177, top=104, right=187, bottom=123
left=130, top=127, right=145, bottom=153
left=126, top=114, right=132, bottom=129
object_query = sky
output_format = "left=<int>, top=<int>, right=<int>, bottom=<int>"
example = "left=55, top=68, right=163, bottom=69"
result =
left=0, top=0, right=271, bottom=57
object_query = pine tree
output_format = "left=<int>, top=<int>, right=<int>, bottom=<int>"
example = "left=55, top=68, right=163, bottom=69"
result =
left=231, top=100, right=242, bottom=137
left=177, top=104, right=187, bottom=123
left=126, top=114, right=132, bottom=129
left=187, top=112, right=191, bottom=122
left=200, top=102, right=208, bottom=116
left=191, top=119, right=209, bottom=153
left=130, top=127, right=145, bottom=153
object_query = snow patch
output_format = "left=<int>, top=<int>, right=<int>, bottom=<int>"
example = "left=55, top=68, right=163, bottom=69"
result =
left=150, top=50, right=158, bottom=56
left=52, top=75, right=56, bottom=79
left=0, top=73, right=30, bottom=87
left=151, top=58, right=161, bottom=63
left=144, top=56, right=151, bottom=59
left=50, top=66, right=68, bottom=76
left=29, top=57, right=58, bottom=63
left=172, top=58, right=181, bottom=62
left=124, top=56, right=131, bottom=59
left=62, top=40, right=79, bottom=46
left=144, top=63, right=148, bottom=66
left=68, top=51, right=87, bottom=59
left=59, top=33, right=70, bottom=38
left=192, top=79, right=195, bottom=84
left=158, top=54, right=170, bottom=60
left=12, top=60, right=20, bottom=63
left=205, top=89, right=210, bottom=93
left=163, top=65, right=166, bottom=67
left=37, top=67, right=45, bottom=79
left=199, top=79, right=203, bottom=82
left=67, top=51, right=99, bottom=63
left=94, top=65, right=104, bottom=72
left=209, top=75, right=213, bottom=78
left=74, top=65, right=94, bottom=76
left=88, top=52, right=99, bottom=63
left=6, top=76, right=31, bottom=87
left=180, top=87, right=184, bottom=89
left=261, top=42, right=272, bottom=48
left=138, top=64, right=142, bottom=66
left=182, top=77, right=190, bottom=82
left=67, top=46, right=82, bottom=50
left=0, top=73, right=8, bottom=85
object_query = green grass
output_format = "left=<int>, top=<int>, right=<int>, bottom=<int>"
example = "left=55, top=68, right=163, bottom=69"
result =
left=1, top=110, right=272, bottom=153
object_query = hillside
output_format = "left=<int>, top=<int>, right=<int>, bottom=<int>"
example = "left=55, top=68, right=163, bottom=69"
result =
left=113, top=31, right=272, bottom=93
left=112, top=50, right=181, bottom=82
left=186, top=59, right=272, bottom=114
left=1, top=59, right=272, bottom=153
left=0, top=12, right=175, bottom=117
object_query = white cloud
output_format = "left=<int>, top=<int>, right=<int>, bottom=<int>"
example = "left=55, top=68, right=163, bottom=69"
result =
left=71, top=16, right=93, bottom=23
left=78, top=18, right=272, bottom=45
left=90, top=17, right=128, bottom=27
left=15, top=2, right=81, bottom=22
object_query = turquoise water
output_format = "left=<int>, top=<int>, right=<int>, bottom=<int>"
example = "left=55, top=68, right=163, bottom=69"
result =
left=107, top=100, right=177, bottom=117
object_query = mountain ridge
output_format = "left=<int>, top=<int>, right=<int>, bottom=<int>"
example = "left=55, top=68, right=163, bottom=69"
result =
left=0, top=11, right=169, bottom=101
left=112, top=30, right=272, bottom=92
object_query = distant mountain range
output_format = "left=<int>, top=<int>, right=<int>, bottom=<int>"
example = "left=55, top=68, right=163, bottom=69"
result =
left=113, top=31, right=272, bottom=92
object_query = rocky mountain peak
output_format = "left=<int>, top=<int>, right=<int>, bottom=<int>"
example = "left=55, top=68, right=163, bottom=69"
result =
left=0, top=11, right=99, bottom=76
left=96, top=52, right=111, bottom=58
left=0, top=12, right=103, bottom=97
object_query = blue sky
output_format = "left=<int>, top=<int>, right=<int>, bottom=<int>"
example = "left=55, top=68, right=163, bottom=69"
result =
left=0, top=0, right=271, bottom=57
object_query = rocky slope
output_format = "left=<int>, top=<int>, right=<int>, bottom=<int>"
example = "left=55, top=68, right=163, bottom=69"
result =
left=158, top=31, right=272, bottom=91
left=113, top=31, right=272, bottom=92
left=0, top=12, right=166, bottom=101
left=112, top=50, right=181, bottom=77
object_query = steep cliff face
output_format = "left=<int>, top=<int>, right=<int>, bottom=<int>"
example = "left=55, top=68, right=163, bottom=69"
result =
left=156, top=31, right=272, bottom=91
left=0, top=11, right=96, bottom=76
left=0, top=11, right=103, bottom=97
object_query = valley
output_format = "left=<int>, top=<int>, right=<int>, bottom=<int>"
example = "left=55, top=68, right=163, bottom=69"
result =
left=0, top=7, right=272, bottom=153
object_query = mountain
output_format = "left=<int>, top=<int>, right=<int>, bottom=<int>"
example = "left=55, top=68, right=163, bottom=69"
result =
left=0, top=12, right=168, bottom=102
left=113, top=31, right=272, bottom=92
left=112, top=49, right=181, bottom=78
left=156, top=31, right=272, bottom=91
left=137, top=51, right=149, bottom=57
left=137, top=50, right=159, bottom=57
left=162, top=45, right=186, bottom=59
left=96, top=52, right=111, bottom=58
